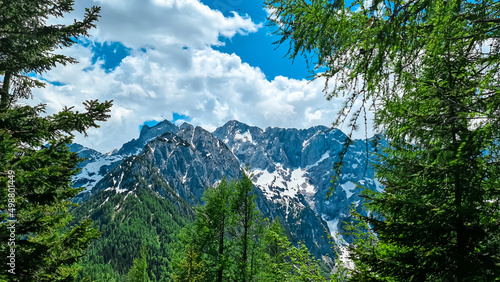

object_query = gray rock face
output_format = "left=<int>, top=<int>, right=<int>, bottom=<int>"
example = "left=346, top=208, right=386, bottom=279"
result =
left=116, top=120, right=179, bottom=156
left=140, top=124, right=242, bottom=205
left=72, top=119, right=383, bottom=263
left=213, top=120, right=382, bottom=251
left=69, top=144, right=123, bottom=202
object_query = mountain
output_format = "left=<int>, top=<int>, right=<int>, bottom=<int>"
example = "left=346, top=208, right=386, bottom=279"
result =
left=116, top=120, right=179, bottom=156
left=69, top=143, right=122, bottom=201
left=71, top=153, right=194, bottom=281
left=71, top=119, right=383, bottom=276
left=212, top=120, right=382, bottom=257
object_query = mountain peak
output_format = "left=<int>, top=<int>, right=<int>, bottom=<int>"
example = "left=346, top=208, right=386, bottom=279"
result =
left=144, top=120, right=178, bottom=135
left=220, top=120, right=251, bottom=131
left=116, top=119, right=179, bottom=156
left=73, top=119, right=381, bottom=263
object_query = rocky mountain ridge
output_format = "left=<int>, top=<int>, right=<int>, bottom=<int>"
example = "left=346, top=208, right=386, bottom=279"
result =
left=71, top=119, right=382, bottom=261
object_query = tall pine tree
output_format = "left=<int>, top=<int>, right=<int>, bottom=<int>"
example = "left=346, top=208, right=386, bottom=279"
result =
left=127, top=245, right=150, bottom=282
left=0, top=0, right=112, bottom=280
left=265, top=0, right=500, bottom=280
left=189, top=178, right=233, bottom=282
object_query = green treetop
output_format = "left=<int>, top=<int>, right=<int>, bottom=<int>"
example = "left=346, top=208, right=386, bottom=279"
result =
left=265, top=0, right=500, bottom=281
left=0, top=0, right=112, bottom=281
left=174, top=175, right=328, bottom=281
left=0, top=0, right=100, bottom=110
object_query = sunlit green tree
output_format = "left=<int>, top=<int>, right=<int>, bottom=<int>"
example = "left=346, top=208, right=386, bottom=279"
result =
left=265, top=0, right=500, bottom=280
left=127, top=245, right=150, bottom=282
left=230, top=172, right=264, bottom=282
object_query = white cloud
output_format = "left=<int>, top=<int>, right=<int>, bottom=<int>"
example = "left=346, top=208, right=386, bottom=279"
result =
left=68, top=0, right=261, bottom=49
left=28, top=0, right=371, bottom=153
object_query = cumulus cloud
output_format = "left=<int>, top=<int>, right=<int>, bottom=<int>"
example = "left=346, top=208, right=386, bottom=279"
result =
left=69, top=0, right=261, bottom=49
left=29, top=0, right=369, bottom=153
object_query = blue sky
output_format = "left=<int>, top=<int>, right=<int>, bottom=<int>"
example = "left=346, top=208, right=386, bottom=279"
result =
left=202, top=0, right=312, bottom=80
left=82, top=1, right=312, bottom=79
left=31, top=0, right=369, bottom=153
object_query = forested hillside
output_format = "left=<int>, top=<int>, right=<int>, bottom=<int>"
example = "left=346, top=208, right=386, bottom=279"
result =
left=70, top=155, right=194, bottom=281
left=69, top=118, right=382, bottom=279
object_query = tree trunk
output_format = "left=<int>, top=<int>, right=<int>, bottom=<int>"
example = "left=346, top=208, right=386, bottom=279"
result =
left=1, top=71, right=12, bottom=111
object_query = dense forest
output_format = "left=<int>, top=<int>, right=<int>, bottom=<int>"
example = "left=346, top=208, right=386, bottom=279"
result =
left=1, top=0, right=499, bottom=281
left=70, top=155, right=196, bottom=281
left=70, top=165, right=329, bottom=281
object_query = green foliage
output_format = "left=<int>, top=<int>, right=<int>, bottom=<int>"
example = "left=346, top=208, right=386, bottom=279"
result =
left=172, top=225, right=206, bottom=282
left=229, top=172, right=264, bottom=282
left=266, top=0, right=500, bottom=281
left=261, top=218, right=327, bottom=282
left=174, top=175, right=327, bottom=281
left=189, top=177, right=233, bottom=282
left=0, top=1, right=112, bottom=281
left=127, top=245, right=151, bottom=282
left=0, top=0, right=101, bottom=109
left=72, top=157, right=195, bottom=281
left=259, top=218, right=292, bottom=281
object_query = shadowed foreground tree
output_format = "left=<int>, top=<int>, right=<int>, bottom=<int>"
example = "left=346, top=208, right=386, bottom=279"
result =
left=0, top=0, right=113, bottom=280
left=265, top=0, right=500, bottom=280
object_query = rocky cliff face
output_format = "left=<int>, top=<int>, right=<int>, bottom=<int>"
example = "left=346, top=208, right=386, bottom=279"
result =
left=70, top=143, right=123, bottom=202
left=140, top=123, right=242, bottom=205
left=213, top=120, right=382, bottom=258
left=72, top=119, right=383, bottom=262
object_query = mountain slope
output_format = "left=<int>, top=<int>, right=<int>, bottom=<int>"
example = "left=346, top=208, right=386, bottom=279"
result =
left=71, top=154, right=194, bottom=281
left=71, top=119, right=383, bottom=276
left=213, top=120, right=381, bottom=246
left=141, top=123, right=243, bottom=204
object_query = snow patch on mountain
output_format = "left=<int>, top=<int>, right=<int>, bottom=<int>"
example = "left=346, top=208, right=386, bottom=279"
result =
left=73, top=155, right=123, bottom=193
left=341, top=181, right=357, bottom=199
left=338, top=245, right=355, bottom=270
left=302, top=134, right=316, bottom=148
left=234, top=130, right=254, bottom=144
left=323, top=215, right=340, bottom=239
left=253, top=164, right=315, bottom=201
left=99, top=196, right=110, bottom=208
left=306, top=151, right=330, bottom=169
left=104, top=171, right=128, bottom=193
left=374, top=179, right=384, bottom=193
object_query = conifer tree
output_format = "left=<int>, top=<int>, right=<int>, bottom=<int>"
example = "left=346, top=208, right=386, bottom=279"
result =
left=193, top=178, right=233, bottom=282
left=261, top=218, right=326, bottom=282
left=127, top=245, right=150, bottom=282
left=229, top=172, right=263, bottom=282
left=265, top=0, right=500, bottom=280
left=260, top=218, right=291, bottom=281
left=175, top=177, right=328, bottom=281
left=0, top=0, right=112, bottom=280
left=173, top=225, right=206, bottom=282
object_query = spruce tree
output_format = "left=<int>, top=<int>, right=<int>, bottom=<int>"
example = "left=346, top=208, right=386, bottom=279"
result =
left=260, top=218, right=291, bottom=281
left=175, top=176, right=328, bottom=281
left=265, top=0, right=500, bottom=280
left=0, top=0, right=112, bottom=280
left=173, top=225, right=206, bottom=282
